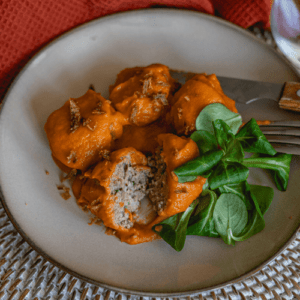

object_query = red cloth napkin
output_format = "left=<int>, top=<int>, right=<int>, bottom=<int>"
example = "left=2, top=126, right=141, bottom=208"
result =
left=0, top=0, right=271, bottom=101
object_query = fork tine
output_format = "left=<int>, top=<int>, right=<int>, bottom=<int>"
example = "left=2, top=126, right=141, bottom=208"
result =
left=260, top=128, right=300, bottom=137
left=260, top=120, right=300, bottom=127
left=259, top=121, right=300, bottom=155
left=267, top=143, right=300, bottom=155
left=260, top=121, right=300, bottom=137
left=264, top=135, right=300, bottom=145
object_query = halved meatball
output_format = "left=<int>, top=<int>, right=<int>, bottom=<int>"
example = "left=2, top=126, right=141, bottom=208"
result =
left=73, top=135, right=206, bottom=245
left=75, top=147, right=151, bottom=231
left=152, top=134, right=207, bottom=222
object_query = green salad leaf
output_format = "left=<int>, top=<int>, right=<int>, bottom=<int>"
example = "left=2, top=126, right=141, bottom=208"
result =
left=223, top=139, right=244, bottom=163
left=152, top=199, right=199, bottom=252
left=213, top=193, right=248, bottom=245
left=190, top=130, right=218, bottom=153
left=236, top=118, right=277, bottom=155
left=208, top=161, right=249, bottom=190
left=176, top=175, right=198, bottom=183
left=154, top=103, right=292, bottom=251
left=229, top=184, right=274, bottom=242
left=218, top=181, right=252, bottom=210
left=174, top=150, right=223, bottom=179
left=228, top=209, right=264, bottom=243
left=213, top=119, right=235, bottom=151
left=195, top=103, right=242, bottom=134
left=243, top=153, right=292, bottom=191
left=187, top=190, right=219, bottom=238
left=248, top=184, right=274, bottom=215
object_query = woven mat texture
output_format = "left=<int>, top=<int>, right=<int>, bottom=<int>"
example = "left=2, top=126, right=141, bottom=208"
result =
left=0, top=200, right=299, bottom=300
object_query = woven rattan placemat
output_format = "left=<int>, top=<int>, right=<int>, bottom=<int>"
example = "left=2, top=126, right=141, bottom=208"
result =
left=0, top=28, right=300, bottom=300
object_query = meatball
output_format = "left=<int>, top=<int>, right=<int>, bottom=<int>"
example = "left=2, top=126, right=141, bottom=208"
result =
left=109, top=64, right=178, bottom=126
left=169, top=73, right=238, bottom=135
left=112, top=118, right=175, bottom=154
left=44, top=89, right=128, bottom=171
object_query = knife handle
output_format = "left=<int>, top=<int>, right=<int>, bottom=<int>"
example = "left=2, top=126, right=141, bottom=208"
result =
left=279, top=82, right=300, bottom=112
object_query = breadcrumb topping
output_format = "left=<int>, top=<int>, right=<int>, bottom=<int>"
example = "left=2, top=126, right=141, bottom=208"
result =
left=109, top=124, right=117, bottom=140
left=69, top=99, right=81, bottom=133
left=153, top=93, right=168, bottom=105
left=92, top=101, right=105, bottom=115
left=99, top=149, right=110, bottom=161
left=57, top=185, right=71, bottom=200
left=142, top=77, right=153, bottom=95
left=61, top=168, right=77, bottom=182
left=82, top=118, right=96, bottom=131
left=67, top=151, right=77, bottom=164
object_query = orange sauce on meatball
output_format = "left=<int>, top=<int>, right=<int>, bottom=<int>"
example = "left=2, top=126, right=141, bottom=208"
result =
left=112, top=118, right=175, bottom=154
left=109, top=64, right=177, bottom=126
left=45, top=65, right=238, bottom=245
left=115, top=134, right=206, bottom=245
left=75, top=135, right=206, bottom=245
left=169, top=73, right=238, bottom=135
left=45, top=89, right=128, bottom=171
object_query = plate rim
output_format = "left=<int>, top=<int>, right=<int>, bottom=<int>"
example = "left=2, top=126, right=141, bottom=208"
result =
left=0, top=8, right=299, bottom=297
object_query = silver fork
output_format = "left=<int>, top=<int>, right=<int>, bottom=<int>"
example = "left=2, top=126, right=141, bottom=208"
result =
left=259, top=121, right=300, bottom=155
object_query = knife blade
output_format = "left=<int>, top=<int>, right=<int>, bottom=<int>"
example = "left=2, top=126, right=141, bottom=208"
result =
left=170, top=70, right=300, bottom=112
left=217, top=76, right=283, bottom=104
left=169, top=70, right=300, bottom=155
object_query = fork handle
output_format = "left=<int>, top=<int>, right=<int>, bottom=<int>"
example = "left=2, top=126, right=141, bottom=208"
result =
left=279, top=82, right=300, bottom=112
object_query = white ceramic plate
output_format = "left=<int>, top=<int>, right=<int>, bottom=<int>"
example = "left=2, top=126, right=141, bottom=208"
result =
left=0, top=9, right=300, bottom=296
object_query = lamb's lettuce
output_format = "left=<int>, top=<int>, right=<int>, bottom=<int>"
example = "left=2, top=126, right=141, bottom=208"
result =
left=154, top=103, right=292, bottom=251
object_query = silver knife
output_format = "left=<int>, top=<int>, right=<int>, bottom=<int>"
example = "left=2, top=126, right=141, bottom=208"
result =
left=170, top=70, right=300, bottom=111
left=170, top=70, right=300, bottom=155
